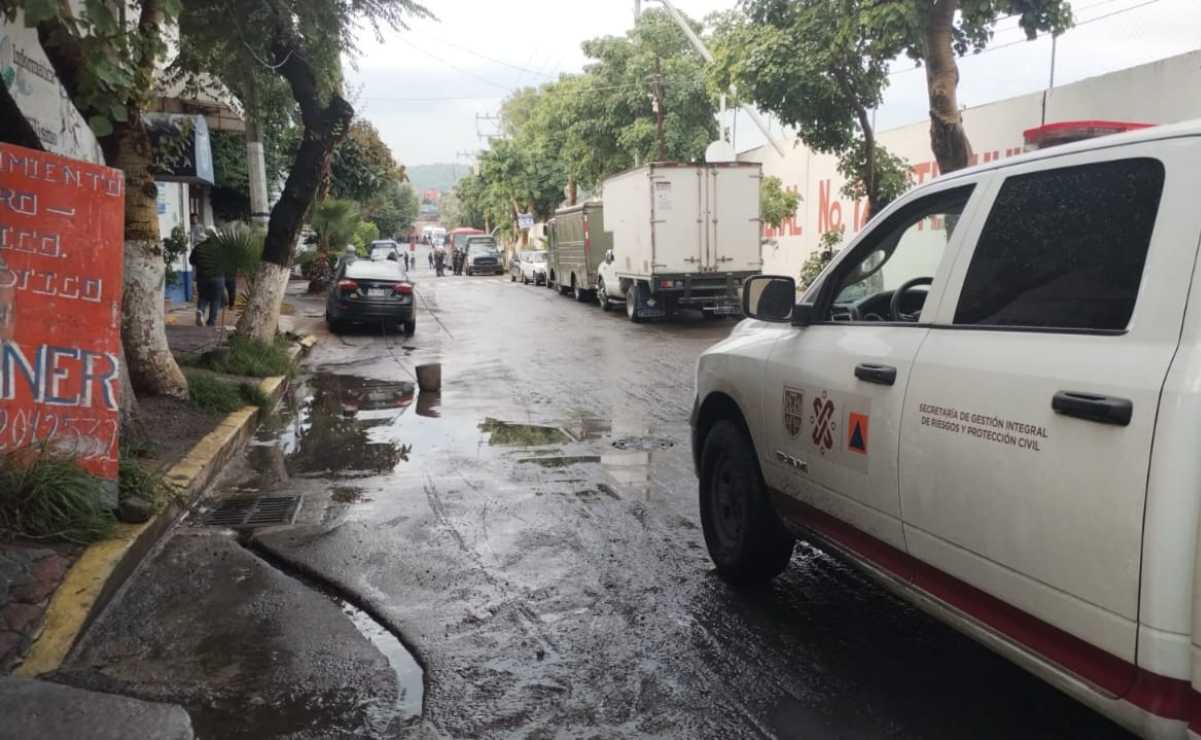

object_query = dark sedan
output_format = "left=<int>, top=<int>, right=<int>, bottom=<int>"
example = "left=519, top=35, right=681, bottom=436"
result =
left=325, top=259, right=416, bottom=335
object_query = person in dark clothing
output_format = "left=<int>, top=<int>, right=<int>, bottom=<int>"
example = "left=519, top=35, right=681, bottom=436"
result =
left=189, top=238, right=225, bottom=327
left=225, top=274, right=237, bottom=310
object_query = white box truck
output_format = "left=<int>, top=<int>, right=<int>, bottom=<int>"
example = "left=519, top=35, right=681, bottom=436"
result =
left=599, top=162, right=763, bottom=322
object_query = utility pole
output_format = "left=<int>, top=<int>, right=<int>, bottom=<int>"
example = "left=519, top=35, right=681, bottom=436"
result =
left=634, top=0, right=641, bottom=21
left=652, top=57, right=667, bottom=161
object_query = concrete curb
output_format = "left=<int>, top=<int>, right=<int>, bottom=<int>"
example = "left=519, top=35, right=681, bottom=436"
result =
left=14, top=335, right=316, bottom=678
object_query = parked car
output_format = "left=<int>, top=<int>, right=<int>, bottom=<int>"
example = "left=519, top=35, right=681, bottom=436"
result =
left=692, top=120, right=1201, bottom=740
left=510, top=250, right=547, bottom=285
left=325, top=258, right=415, bottom=335
left=464, top=238, right=502, bottom=276
left=368, top=240, right=401, bottom=261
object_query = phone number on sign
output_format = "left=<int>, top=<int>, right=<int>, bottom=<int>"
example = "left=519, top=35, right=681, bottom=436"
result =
left=0, top=407, right=118, bottom=461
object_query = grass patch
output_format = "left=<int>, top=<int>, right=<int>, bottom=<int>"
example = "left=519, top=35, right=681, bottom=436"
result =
left=118, top=452, right=177, bottom=509
left=0, top=449, right=115, bottom=544
left=191, top=335, right=293, bottom=378
left=186, top=370, right=272, bottom=414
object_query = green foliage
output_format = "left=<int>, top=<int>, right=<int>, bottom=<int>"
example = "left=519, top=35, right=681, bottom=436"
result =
left=0, top=450, right=115, bottom=544
left=209, top=129, right=297, bottom=221
left=352, top=220, right=380, bottom=253
left=199, top=223, right=264, bottom=278
left=331, top=120, right=400, bottom=202
left=363, top=181, right=419, bottom=238
left=456, top=8, right=719, bottom=237
left=8, top=0, right=181, bottom=140
left=799, top=229, right=845, bottom=290
left=760, top=176, right=800, bottom=230
left=837, top=141, right=913, bottom=212
left=117, top=452, right=176, bottom=508
left=184, top=370, right=269, bottom=414
left=312, top=199, right=362, bottom=253
left=162, top=225, right=189, bottom=287
left=711, top=0, right=905, bottom=213
left=193, top=335, right=294, bottom=379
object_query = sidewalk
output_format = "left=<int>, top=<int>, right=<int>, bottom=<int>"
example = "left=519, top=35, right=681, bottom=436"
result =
left=1, top=284, right=319, bottom=678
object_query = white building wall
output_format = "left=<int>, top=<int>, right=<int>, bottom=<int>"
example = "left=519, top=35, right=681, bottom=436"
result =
left=742, top=50, right=1201, bottom=279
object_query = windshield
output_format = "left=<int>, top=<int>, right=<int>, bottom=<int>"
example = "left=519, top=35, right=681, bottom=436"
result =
left=522, top=251, right=546, bottom=263
left=468, top=244, right=498, bottom=257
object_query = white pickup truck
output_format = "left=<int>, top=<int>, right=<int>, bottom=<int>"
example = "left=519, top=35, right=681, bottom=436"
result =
left=691, top=120, right=1201, bottom=739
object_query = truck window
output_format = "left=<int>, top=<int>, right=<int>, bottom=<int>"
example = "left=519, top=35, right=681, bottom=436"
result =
left=826, top=187, right=973, bottom=319
left=953, top=158, right=1165, bottom=331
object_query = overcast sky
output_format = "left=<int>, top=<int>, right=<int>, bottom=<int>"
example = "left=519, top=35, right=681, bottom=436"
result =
left=347, top=0, right=1201, bottom=167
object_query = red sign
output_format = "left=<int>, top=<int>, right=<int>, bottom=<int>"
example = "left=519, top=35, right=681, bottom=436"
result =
left=0, top=143, right=125, bottom=480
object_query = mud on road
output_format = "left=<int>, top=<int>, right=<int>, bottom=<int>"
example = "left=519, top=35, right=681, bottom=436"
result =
left=68, top=275, right=1135, bottom=738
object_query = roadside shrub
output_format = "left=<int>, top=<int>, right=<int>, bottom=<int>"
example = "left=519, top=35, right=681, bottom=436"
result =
left=193, top=335, right=293, bottom=378
left=118, top=453, right=177, bottom=508
left=186, top=370, right=273, bottom=414
left=0, top=450, right=115, bottom=544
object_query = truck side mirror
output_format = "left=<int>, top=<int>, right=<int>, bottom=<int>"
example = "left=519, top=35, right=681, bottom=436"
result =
left=743, top=275, right=796, bottom=323
left=606, top=250, right=615, bottom=264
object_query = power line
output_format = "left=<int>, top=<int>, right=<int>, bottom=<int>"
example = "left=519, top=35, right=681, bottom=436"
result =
left=412, top=33, right=563, bottom=81
left=890, top=0, right=1165, bottom=77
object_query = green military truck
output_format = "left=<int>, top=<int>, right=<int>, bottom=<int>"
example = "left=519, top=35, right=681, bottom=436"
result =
left=546, top=202, right=611, bottom=303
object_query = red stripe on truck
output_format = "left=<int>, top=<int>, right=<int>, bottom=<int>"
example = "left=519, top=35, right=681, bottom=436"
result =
left=771, top=493, right=1198, bottom=723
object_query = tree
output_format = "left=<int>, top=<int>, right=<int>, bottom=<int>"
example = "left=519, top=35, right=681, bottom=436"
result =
left=308, top=198, right=360, bottom=291
left=330, top=120, right=400, bottom=202
left=174, top=0, right=430, bottom=343
left=451, top=174, right=488, bottom=231
left=870, top=0, right=1072, bottom=174
left=711, top=1, right=909, bottom=216
left=363, top=180, right=418, bottom=238
left=3, top=0, right=190, bottom=401
left=476, top=138, right=566, bottom=243
left=760, top=176, right=800, bottom=230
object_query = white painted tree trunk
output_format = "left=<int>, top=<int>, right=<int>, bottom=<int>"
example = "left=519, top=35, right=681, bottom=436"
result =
left=122, top=238, right=188, bottom=399
left=235, top=261, right=291, bottom=342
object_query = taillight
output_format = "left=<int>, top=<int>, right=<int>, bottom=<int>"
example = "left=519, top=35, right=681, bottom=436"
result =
left=660, top=279, right=672, bottom=289
left=393, top=282, right=413, bottom=295
left=337, top=279, right=359, bottom=292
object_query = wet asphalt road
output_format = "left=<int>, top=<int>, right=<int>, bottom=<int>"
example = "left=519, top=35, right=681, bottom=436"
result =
left=74, top=273, right=1136, bottom=738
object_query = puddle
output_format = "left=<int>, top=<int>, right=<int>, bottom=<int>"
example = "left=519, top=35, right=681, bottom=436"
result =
left=479, top=418, right=571, bottom=446
left=283, top=374, right=415, bottom=476
left=331, top=486, right=369, bottom=504
left=612, top=436, right=675, bottom=451
left=334, top=596, right=424, bottom=726
left=518, top=455, right=602, bottom=468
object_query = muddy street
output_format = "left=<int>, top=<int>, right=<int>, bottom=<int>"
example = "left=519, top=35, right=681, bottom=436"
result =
left=62, top=275, right=1132, bottom=738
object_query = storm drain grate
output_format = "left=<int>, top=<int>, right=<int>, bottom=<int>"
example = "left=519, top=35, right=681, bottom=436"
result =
left=199, top=495, right=302, bottom=529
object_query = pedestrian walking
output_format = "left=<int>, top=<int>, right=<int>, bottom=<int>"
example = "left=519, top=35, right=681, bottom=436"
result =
left=189, top=237, right=224, bottom=327
left=225, top=274, right=238, bottom=311
left=428, top=251, right=433, bottom=270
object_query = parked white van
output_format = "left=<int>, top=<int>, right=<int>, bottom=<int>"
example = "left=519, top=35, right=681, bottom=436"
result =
left=691, top=120, right=1201, bottom=739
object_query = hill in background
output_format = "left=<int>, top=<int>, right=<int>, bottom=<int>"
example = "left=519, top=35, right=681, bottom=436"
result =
left=407, top=163, right=471, bottom=194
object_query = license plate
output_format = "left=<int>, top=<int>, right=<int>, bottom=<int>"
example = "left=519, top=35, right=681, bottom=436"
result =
left=368, top=288, right=392, bottom=297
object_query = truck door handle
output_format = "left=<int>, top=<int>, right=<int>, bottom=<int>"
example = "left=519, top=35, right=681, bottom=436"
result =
left=854, top=363, right=897, bottom=386
left=1051, top=391, right=1133, bottom=426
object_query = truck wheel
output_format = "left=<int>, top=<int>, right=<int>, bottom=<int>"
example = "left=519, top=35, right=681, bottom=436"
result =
left=573, top=281, right=589, bottom=303
left=699, top=420, right=794, bottom=585
left=626, top=284, right=644, bottom=323
left=597, top=280, right=612, bottom=312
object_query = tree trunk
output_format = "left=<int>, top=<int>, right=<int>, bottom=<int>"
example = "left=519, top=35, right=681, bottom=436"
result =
left=924, top=0, right=973, bottom=174
left=855, top=107, right=879, bottom=218
left=567, top=177, right=577, bottom=206
left=235, top=25, right=354, bottom=343
left=115, top=120, right=188, bottom=399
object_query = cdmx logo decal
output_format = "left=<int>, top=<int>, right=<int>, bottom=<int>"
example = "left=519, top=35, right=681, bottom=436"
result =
left=783, top=387, right=804, bottom=438
left=810, top=391, right=836, bottom=453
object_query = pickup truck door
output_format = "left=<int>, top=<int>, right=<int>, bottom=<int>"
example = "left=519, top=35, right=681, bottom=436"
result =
left=761, top=180, right=988, bottom=553
left=899, top=142, right=1201, bottom=685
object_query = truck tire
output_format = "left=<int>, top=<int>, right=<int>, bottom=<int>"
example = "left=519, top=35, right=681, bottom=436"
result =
left=626, top=284, right=644, bottom=323
left=597, top=279, right=612, bottom=311
left=699, top=420, right=794, bottom=586
left=573, top=280, right=589, bottom=303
